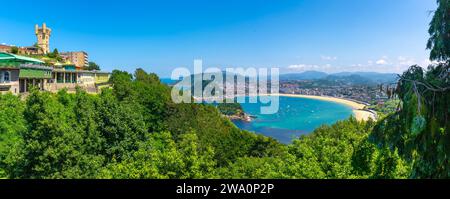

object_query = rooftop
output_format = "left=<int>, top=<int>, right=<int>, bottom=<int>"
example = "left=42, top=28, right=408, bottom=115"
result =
left=0, top=52, right=45, bottom=64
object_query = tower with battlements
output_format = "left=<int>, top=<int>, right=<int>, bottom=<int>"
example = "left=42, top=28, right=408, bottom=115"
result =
left=35, top=23, right=51, bottom=54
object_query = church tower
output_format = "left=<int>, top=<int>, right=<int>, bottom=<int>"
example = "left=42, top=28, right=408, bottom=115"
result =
left=35, top=23, right=51, bottom=54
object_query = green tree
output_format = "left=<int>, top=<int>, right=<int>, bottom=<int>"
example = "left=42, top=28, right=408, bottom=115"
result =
left=0, top=94, right=26, bottom=178
left=370, top=0, right=450, bottom=179
left=291, top=118, right=362, bottom=178
left=371, top=64, right=449, bottom=178
left=3, top=67, right=421, bottom=179
left=371, top=147, right=411, bottom=179
left=52, top=48, right=59, bottom=56
left=351, top=137, right=378, bottom=177
left=96, top=89, right=147, bottom=161
left=100, top=131, right=216, bottom=179
left=18, top=89, right=87, bottom=178
left=72, top=88, right=105, bottom=177
left=10, top=46, right=19, bottom=54
left=47, top=48, right=63, bottom=62
left=217, top=103, right=244, bottom=116
left=217, top=157, right=288, bottom=179
left=86, top=62, right=100, bottom=71
left=427, top=0, right=450, bottom=61
left=177, top=131, right=217, bottom=178
left=109, top=70, right=135, bottom=101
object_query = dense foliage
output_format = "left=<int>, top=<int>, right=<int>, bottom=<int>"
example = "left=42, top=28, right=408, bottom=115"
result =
left=370, top=0, right=450, bottom=178
left=219, top=118, right=410, bottom=179
left=427, top=0, right=450, bottom=61
left=371, top=63, right=449, bottom=178
left=10, top=46, right=19, bottom=54
left=46, top=48, right=63, bottom=62
left=368, top=99, right=400, bottom=118
left=0, top=69, right=411, bottom=179
left=0, top=69, right=286, bottom=178
left=217, top=103, right=244, bottom=116
left=86, top=62, right=100, bottom=71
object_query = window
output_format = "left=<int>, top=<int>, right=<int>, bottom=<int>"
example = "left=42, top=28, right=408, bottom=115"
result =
left=1, top=71, right=11, bottom=83
left=65, top=73, right=71, bottom=83
left=72, top=73, right=77, bottom=83
left=4, top=71, right=10, bottom=82
left=57, top=73, right=64, bottom=83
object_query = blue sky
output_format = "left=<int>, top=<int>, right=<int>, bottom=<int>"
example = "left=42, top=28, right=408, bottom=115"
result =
left=0, top=0, right=437, bottom=77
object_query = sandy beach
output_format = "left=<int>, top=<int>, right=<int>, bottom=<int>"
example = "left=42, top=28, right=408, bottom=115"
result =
left=261, top=94, right=377, bottom=121
left=195, top=93, right=377, bottom=121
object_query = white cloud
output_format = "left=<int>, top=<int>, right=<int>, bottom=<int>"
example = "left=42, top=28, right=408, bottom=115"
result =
left=372, top=56, right=433, bottom=73
left=376, top=59, right=387, bottom=65
left=397, top=56, right=416, bottom=66
left=285, top=55, right=435, bottom=74
left=321, top=55, right=337, bottom=61
left=351, top=64, right=363, bottom=67
left=397, top=56, right=407, bottom=61
left=287, top=64, right=320, bottom=71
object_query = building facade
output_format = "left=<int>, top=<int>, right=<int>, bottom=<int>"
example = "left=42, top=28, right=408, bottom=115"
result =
left=49, top=68, right=110, bottom=93
left=0, top=44, right=12, bottom=53
left=60, top=51, right=89, bottom=69
left=0, top=44, right=41, bottom=55
left=19, top=46, right=41, bottom=55
left=0, top=53, right=52, bottom=94
left=0, top=52, right=109, bottom=95
left=0, top=68, right=20, bottom=93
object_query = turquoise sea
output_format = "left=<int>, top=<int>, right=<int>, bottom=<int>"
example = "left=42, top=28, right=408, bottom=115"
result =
left=232, top=96, right=354, bottom=144
left=160, top=78, right=177, bottom=85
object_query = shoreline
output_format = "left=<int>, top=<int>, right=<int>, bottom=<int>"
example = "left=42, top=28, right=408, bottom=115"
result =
left=195, top=93, right=377, bottom=121
left=264, top=93, right=376, bottom=121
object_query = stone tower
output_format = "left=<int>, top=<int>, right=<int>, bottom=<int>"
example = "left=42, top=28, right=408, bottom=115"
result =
left=35, top=23, right=51, bottom=54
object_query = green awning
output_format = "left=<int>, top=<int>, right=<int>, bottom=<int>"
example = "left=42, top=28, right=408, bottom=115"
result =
left=0, top=52, right=44, bottom=64
left=19, top=68, right=52, bottom=79
left=64, top=65, right=76, bottom=70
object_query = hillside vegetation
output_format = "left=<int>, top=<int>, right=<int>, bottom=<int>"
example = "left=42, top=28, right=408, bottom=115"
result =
left=0, top=62, right=446, bottom=178
left=0, top=68, right=413, bottom=179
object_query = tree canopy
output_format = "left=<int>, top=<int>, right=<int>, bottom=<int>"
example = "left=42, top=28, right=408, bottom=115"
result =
left=370, top=0, right=449, bottom=178
left=0, top=69, right=414, bottom=179
left=86, top=62, right=100, bottom=71
left=427, top=0, right=450, bottom=61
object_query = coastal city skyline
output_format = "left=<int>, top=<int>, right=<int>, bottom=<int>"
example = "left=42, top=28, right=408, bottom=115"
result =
left=0, top=0, right=437, bottom=77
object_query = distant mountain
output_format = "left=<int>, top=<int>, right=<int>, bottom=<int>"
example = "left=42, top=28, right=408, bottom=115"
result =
left=324, top=74, right=375, bottom=85
left=331, top=72, right=399, bottom=84
left=179, top=71, right=249, bottom=95
left=170, top=70, right=399, bottom=87
left=280, top=71, right=399, bottom=84
left=280, top=71, right=328, bottom=80
left=188, top=71, right=249, bottom=83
